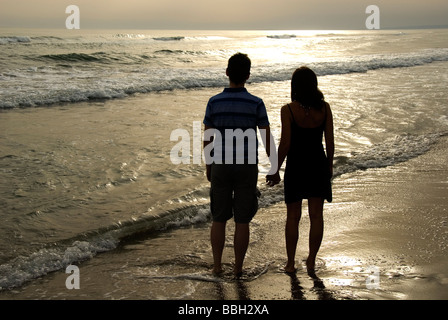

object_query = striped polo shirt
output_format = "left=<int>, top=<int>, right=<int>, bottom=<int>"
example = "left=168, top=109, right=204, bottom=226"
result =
left=203, top=87, right=270, bottom=164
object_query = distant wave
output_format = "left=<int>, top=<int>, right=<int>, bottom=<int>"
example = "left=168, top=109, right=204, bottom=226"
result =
left=254, top=48, right=448, bottom=83
left=31, top=35, right=66, bottom=42
left=32, top=51, right=154, bottom=65
left=154, top=49, right=206, bottom=56
left=0, top=34, right=186, bottom=45
left=115, top=34, right=225, bottom=42
left=1, top=48, right=447, bottom=109
left=33, top=50, right=206, bottom=64
left=153, top=36, right=185, bottom=41
left=0, top=36, right=31, bottom=45
left=288, top=48, right=448, bottom=79
left=114, top=33, right=148, bottom=39
left=267, top=34, right=297, bottom=39
left=38, top=52, right=105, bottom=62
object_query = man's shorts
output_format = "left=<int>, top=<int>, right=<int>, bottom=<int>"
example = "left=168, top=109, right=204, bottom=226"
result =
left=210, top=164, right=259, bottom=224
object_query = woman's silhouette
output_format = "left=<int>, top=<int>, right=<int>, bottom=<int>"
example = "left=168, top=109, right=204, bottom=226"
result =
left=267, top=67, right=334, bottom=275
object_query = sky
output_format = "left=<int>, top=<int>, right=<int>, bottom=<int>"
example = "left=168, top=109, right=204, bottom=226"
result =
left=1, top=0, right=447, bottom=30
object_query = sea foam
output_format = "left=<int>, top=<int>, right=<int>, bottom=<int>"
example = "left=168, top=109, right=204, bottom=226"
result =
left=0, top=36, right=31, bottom=45
left=1, top=48, right=447, bottom=109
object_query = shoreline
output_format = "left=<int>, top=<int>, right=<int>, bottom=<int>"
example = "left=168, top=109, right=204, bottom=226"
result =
left=1, top=134, right=447, bottom=300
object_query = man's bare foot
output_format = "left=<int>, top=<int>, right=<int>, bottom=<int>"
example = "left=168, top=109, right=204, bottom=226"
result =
left=212, top=266, right=223, bottom=276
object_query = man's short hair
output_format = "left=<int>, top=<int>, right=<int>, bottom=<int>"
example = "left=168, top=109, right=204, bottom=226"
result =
left=227, top=53, right=251, bottom=85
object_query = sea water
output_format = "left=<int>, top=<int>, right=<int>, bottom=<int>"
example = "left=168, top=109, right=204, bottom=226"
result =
left=0, top=28, right=447, bottom=291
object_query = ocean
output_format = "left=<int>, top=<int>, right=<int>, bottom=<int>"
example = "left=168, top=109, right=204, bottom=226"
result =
left=0, top=28, right=447, bottom=299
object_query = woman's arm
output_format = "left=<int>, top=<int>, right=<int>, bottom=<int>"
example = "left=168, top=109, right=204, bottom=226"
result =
left=324, top=103, right=335, bottom=178
left=277, top=105, right=292, bottom=172
left=266, top=105, right=292, bottom=185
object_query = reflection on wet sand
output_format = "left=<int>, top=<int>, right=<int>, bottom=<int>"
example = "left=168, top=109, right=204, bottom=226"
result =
left=213, top=270, right=336, bottom=300
left=288, top=272, right=336, bottom=300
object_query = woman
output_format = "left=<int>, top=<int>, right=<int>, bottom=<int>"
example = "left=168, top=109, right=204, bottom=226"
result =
left=267, top=66, right=334, bottom=275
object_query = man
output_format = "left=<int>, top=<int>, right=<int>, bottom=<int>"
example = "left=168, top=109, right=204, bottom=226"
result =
left=203, top=53, right=273, bottom=276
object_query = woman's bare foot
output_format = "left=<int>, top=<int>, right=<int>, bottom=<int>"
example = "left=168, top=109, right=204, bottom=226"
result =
left=284, top=262, right=297, bottom=274
left=233, top=266, right=243, bottom=278
left=306, top=257, right=316, bottom=276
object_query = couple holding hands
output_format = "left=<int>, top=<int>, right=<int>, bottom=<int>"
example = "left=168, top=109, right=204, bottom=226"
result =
left=203, top=53, right=334, bottom=277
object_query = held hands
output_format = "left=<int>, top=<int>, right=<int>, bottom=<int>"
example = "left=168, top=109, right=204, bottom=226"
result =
left=266, top=172, right=281, bottom=187
left=207, top=165, right=283, bottom=186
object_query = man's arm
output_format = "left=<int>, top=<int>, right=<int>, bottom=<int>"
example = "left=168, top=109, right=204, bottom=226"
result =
left=203, top=125, right=213, bottom=181
left=259, top=125, right=280, bottom=178
left=258, top=125, right=271, bottom=158
left=266, top=105, right=291, bottom=185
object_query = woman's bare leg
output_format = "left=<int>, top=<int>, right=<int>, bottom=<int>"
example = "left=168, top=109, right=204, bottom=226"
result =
left=307, top=197, right=324, bottom=275
left=285, top=201, right=302, bottom=273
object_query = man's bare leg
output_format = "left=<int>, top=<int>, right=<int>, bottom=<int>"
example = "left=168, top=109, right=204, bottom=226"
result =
left=234, top=223, right=250, bottom=276
left=211, top=221, right=226, bottom=274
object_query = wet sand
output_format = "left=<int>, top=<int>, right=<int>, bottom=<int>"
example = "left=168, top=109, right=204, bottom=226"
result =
left=1, top=136, right=447, bottom=302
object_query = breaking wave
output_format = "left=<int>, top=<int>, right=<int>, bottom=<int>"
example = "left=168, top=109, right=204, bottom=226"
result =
left=1, top=48, right=448, bottom=109
left=0, top=132, right=444, bottom=290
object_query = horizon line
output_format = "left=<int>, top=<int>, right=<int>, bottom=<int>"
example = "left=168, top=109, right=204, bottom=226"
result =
left=1, top=25, right=448, bottom=31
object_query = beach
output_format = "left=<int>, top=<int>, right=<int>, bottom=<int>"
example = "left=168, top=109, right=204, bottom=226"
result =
left=1, top=28, right=447, bottom=301
left=0, top=104, right=446, bottom=301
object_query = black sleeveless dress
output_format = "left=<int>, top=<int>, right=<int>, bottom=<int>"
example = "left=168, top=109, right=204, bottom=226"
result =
left=284, top=104, right=332, bottom=203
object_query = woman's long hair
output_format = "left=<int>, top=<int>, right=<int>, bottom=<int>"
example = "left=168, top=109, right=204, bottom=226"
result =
left=291, top=67, right=325, bottom=109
